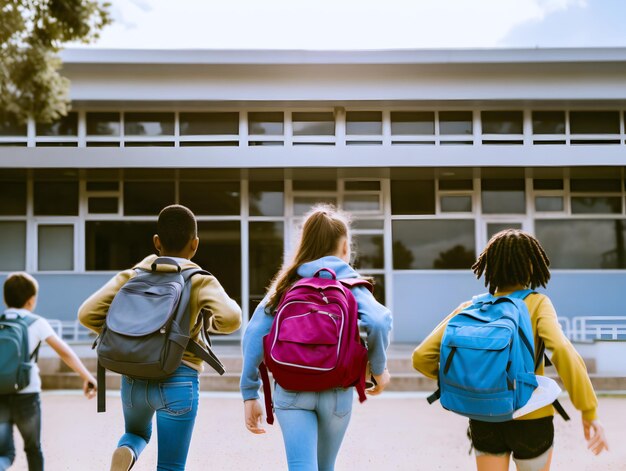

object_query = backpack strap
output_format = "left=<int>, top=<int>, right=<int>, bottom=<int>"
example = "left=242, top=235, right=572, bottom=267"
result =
left=259, top=362, right=275, bottom=425
left=535, top=337, right=570, bottom=421
left=339, top=278, right=373, bottom=293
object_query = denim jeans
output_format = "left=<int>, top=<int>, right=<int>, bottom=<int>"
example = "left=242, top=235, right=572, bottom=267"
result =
left=273, top=384, right=353, bottom=471
left=119, top=365, right=199, bottom=471
left=0, top=393, right=43, bottom=471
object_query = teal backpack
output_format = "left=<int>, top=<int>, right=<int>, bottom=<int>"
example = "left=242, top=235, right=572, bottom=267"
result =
left=0, top=311, right=41, bottom=394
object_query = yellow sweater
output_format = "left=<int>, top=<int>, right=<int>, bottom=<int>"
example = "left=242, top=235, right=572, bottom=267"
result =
left=78, top=254, right=242, bottom=372
left=412, top=291, right=598, bottom=421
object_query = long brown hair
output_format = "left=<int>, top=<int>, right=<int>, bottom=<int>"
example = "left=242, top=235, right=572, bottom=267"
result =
left=472, top=229, right=551, bottom=294
left=266, top=204, right=351, bottom=312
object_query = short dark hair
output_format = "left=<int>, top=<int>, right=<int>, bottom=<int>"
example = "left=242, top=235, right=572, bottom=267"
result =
left=4, top=272, right=38, bottom=308
left=472, top=229, right=551, bottom=294
left=157, top=205, right=198, bottom=253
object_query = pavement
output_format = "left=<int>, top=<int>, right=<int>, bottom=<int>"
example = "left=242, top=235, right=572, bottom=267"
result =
left=10, top=392, right=626, bottom=470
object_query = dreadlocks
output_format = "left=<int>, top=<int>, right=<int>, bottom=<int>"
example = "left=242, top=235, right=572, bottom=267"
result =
left=471, top=229, right=551, bottom=294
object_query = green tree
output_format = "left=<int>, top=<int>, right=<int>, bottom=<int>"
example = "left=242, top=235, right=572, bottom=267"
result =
left=0, top=0, right=111, bottom=124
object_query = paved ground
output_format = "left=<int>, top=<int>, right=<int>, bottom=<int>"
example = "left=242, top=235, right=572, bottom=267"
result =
left=10, top=392, right=625, bottom=470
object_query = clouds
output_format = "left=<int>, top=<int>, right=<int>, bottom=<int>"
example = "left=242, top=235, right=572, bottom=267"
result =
left=77, top=0, right=623, bottom=49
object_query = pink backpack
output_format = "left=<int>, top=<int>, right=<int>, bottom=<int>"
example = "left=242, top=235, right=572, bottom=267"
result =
left=259, top=268, right=372, bottom=424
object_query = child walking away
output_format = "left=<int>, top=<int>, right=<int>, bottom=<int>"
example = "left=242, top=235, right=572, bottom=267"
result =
left=412, top=229, right=609, bottom=471
left=1, top=272, right=97, bottom=471
left=78, top=205, right=242, bottom=471
left=240, top=204, right=392, bottom=471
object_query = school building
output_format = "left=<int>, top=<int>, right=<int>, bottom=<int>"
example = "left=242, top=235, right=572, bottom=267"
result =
left=1, top=47, right=626, bottom=345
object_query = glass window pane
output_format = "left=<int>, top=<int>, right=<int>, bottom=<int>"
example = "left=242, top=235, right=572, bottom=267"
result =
left=38, top=225, right=74, bottom=271
left=390, top=112, right=434, bottom=135
left=391, top=180, right=435, bottom=215
left=441, top=196, right=472, bottom=212
left=249, top=221, right=284, bottom=317
left=352, top=219, right=384, bottom=230
left=570, top=179, right=621, bottom=192
left=392, top=220, right=475, bottom=269
left=344, top=181, right=380, bottom=191
left=123, top=181, right=175, bottom=216
left=481, top=179, right=526, bottom=214
left=570, top=111, right=620, bottom=134
left=533, top=179, right=563, bottom=190
left=180, top=112, right=239, bottom=135
left=292, top=112, right=334, bottom=136
left=0, top=114, right=26, bottom=136
left=535, top=196, right=564, bottom=212
left=292, top=180, right=336, bottom=191
left=293, top=196, right=337, bottom=216
left=34, top=181, right=79, bottom=216
left=86, top=112, right=121, bottom=136
left=86, top=181, right=119, bottom=192
left=487, top=223, right=522, bottom=240
left=439, top=179, right=473, bottom=191
left=439, top=111, right=473, bottom=135
left=250, top=181, right=284, bottom=216
left=0, top=180, right=26, bottom=215
left=86, top=221, right=155, bottom=270
left=369, top=274, right=386, bottom=306
left=352, top=234, right=384, bottom=269
left=195, top=221, right=241, bottom=307
left=571, top=197, right=622, bottom=214
left=36, top=112, right=78, bottom=136
left=0, top=222, right=26, bottom=271
left=124, top=112, right=175, bottom=136
left=535, top=219, right=626, bottom=268
left=481, top=111, right=523, bottom=134
left=532, top=111, right=565, bottom=134
left=346, top=111, right=382, bottom=135
left=343, top=194, right=380, bottom=212
left=179, top=181, right=240, bottom=215
left=88, top=197, right=118, bottom=214
left=248, top=112, right=283, bottom=135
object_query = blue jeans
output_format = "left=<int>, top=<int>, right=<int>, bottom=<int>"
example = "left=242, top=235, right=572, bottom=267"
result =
left=0, top=393, right=43, bottom=471
left=274, top=384, right=353, bottom=471
left=119, top=365, right=199, bottom=471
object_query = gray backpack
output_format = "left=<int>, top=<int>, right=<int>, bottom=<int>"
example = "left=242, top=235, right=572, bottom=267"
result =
left=94, top=257, right=225, bottom=412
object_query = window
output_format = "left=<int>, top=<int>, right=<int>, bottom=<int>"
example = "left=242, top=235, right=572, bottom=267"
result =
left=249, top=181, right=284, bottom=216
left=392, top=220, right=475, bottom=269
left=180, top=112, right=239, bottom=135
left=536, top=219, right=626, bottom=268
left=439, top=111, right=473, bottom=135
left=391, top=180, right=435, bottom=215
left=532, top=111, right=565, bottom=134
left=36, top=112, right=78, bottom=136
left=346, top=111, right=382, bottom=135
left=481, top=178, right=525, bottom=214
left=352, top=233, right=384, bottom=269
left=249, top=222, right=284, bottom=317
left=440, top=196, right=472, bottom=212
left=124, top=113, right=174, bottom=136
left=86, top=221, right=155, bottom=270
left=535, top=197, right=564, bottom=212
left=343, top=194, right=380, bottom=212
left=38, top=225, right=74, bottom=271
left=34, top=180, right=79, bottom=216
left=86, top=112, right=121, bottom=136
left=292, top=112, right=334, bottom=136
left=570, top=178, right=622, bottom=214
left=390, top=112, right=434, bottom=135
left=570, top=111, right=620, bottom=135
left=0, top=170, right=27, bottom=215
left=0, top=222, right=26, bottom=271
left=88, top=198, right=119, bottom=214
left=123, top=181, right=175, bottom=216
left=293, top=196, right=337, bottom=216
left=482, top=111, right=523, bottom=134
left=487, top=223, right=522, bottom=240
left=248, top=112, right=283, bottom=135
left=179, top=181, right=240, bottom=215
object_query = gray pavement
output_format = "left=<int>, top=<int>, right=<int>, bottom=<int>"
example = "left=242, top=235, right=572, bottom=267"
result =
left=10, top=392, right=626, bottom=470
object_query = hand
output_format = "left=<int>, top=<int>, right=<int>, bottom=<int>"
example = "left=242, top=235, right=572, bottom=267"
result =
left=583, top=419, right=609, bottom=455
left=244, top=399, right=266, bottom=434
left=83, top=379, right=97, bottom=400
left=366, top=368, right=390, bottom=396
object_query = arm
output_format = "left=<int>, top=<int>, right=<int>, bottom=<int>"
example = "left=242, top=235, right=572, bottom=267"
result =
left=196, top=275, right=242, bottom=335
left=46, top=335, right=97, bottom=399
left=77, top=270, right=133, bottom=333
left=352, top=286, right=392, bottom=394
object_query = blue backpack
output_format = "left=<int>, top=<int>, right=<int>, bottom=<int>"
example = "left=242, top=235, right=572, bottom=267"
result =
left=0, top=311, right=41, bottom=394
left=427, top=290, right=539, bottom=422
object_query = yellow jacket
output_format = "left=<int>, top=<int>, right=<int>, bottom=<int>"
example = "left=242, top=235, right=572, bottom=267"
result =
left=412, top=291, right=598, bottom=421
left=78, top=254, right=242, bottom=371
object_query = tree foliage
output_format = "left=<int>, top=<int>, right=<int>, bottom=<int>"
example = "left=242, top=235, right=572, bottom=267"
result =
left=0, top=0, right=111, bottom=124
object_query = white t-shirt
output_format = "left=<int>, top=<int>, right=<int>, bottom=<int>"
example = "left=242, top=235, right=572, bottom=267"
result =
left=3, top=308, right=56, bottom=394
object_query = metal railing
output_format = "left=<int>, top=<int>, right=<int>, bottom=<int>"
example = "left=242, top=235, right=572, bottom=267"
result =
left=48, top=320, right=94, bottom=342
left=569, top=316, right=626, bottom=342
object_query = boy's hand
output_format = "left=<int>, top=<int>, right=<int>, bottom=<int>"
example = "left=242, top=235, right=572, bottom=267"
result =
left=244, top=399, right=266, bottom=434
left=367, top=368, right=390, bottom=396
left=83, top=380, right=97, bottom=399
left=583, top=419, right=609, bottom=455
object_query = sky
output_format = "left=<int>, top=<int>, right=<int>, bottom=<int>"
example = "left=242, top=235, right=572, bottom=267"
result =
left=76, top=0, right=626, bottom=50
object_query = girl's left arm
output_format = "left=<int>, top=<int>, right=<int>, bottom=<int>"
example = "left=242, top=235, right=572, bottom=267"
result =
left=353, top=286, right=392, bottom=376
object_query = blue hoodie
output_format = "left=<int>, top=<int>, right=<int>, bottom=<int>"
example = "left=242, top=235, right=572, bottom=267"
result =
left=240, top=256, right=393, bottom=401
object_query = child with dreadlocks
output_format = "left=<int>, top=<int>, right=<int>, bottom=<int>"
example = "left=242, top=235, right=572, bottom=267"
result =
left=412, top=229, right=608, bottom=471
